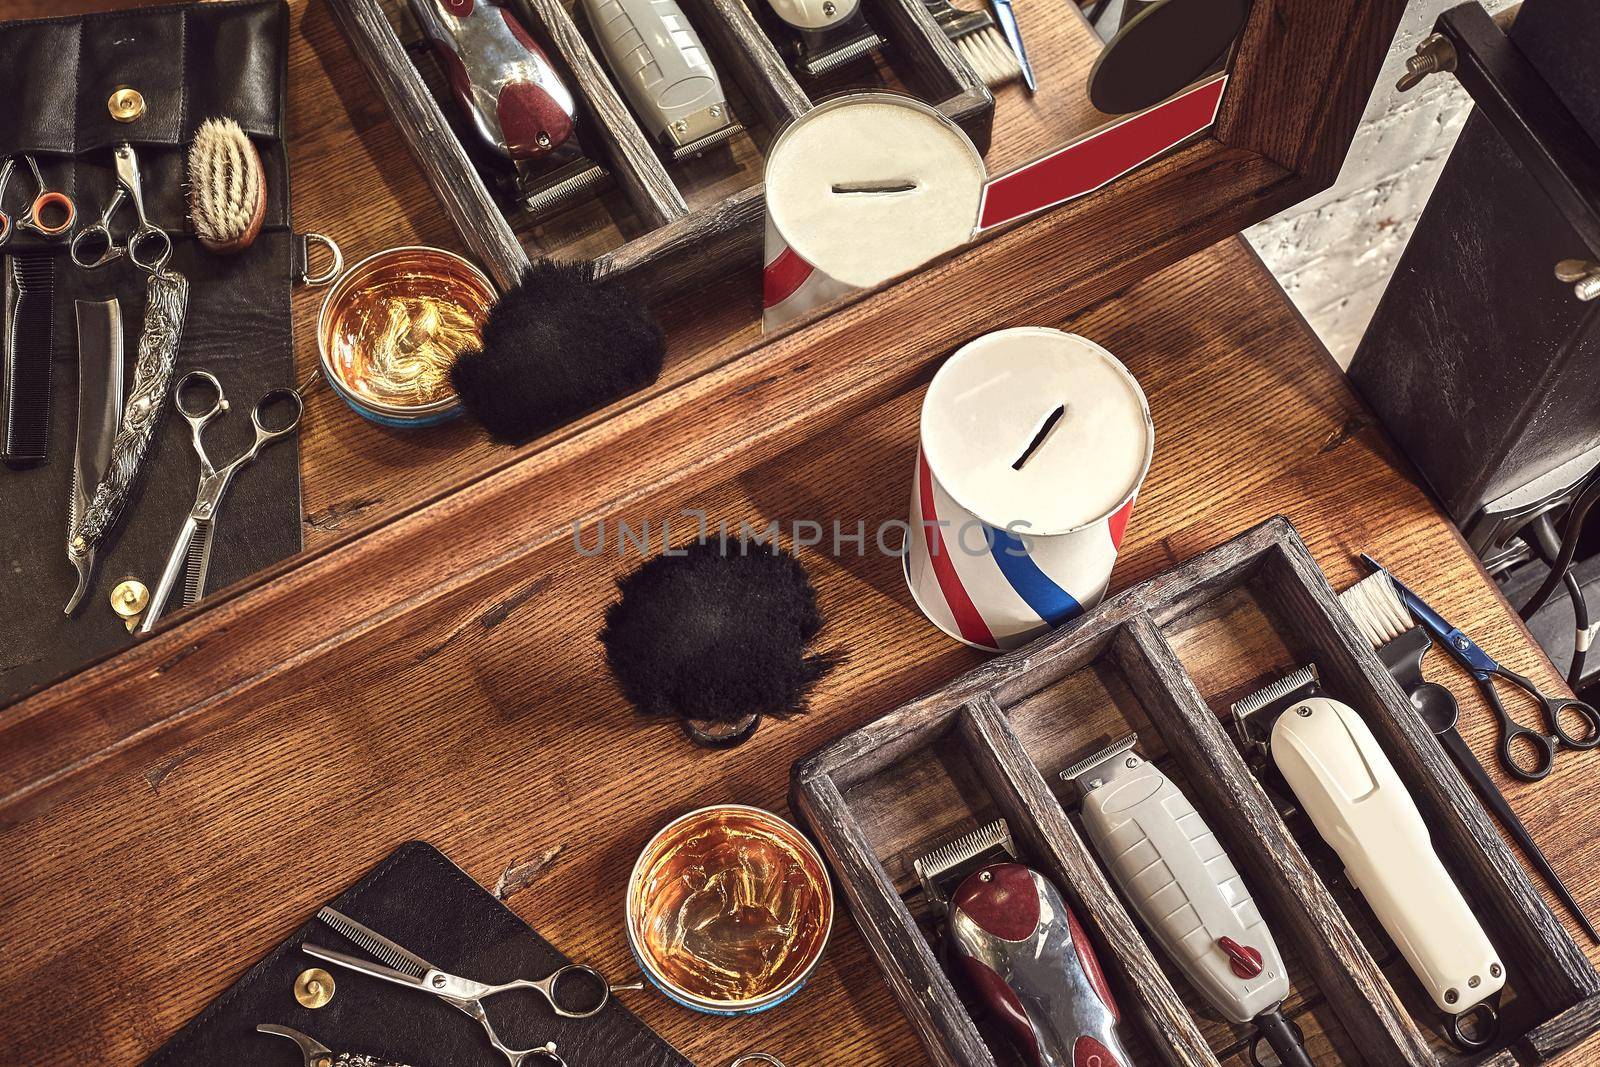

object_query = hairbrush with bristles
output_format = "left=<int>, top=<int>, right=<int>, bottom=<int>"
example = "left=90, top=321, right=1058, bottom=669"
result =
left=187, top=117, right=266, bottom=255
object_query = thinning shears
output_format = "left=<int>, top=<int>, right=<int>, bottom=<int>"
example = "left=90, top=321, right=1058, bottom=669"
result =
left=1362, top=553, right=1600, bottom=782
left=140, top=371, right=302, bottom=632
left=303, top=906, right=611, bottom=1067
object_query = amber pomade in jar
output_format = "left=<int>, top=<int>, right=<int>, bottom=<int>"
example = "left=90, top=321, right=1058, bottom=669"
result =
left=317, top=246, right=495, bottom=427
left=626, top=805, right=833, bottom=1014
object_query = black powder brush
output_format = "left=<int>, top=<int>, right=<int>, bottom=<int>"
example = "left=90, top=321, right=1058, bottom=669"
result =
left=600, top=539, right=838, bottom=747
left=451, top=260, right=664, bottom=445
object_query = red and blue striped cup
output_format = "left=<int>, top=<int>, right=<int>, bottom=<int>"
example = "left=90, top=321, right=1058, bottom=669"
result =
left=761, top=93, right=985, bottom=333
left=905, top=328, right=1152, bottom=652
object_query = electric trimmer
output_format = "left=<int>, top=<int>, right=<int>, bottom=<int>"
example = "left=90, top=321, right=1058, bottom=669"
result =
left=1233, top=664, right=1505, bottom=1049
left=580, top=0, right=744, bottom=159
left=409, top=0, right=610, bottom=216
left=1062, top=733, right=1313, bottom=1067
left=915, top=819, right=1131, bottom=1067
left=764, top=0, right=884, bottom=76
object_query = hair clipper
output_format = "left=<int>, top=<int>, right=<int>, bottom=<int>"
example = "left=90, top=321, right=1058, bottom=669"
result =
left=765, top=0, right=884, bottom=76
left=915, top=820, right=1131, bottom=1067
left=408, top=0, right=609, bottom=216
left=1063, top=735, right=1312, bottom=1067
left=580, top=0, right=743, bottom=159
left=1233, top=665, right=1505, bottom=1049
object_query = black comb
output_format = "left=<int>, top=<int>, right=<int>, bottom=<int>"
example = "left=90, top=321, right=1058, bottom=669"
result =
left=2, top=253, right=56, bottom=466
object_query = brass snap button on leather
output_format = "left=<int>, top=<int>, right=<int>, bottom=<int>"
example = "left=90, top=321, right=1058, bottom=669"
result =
left=294, top=967, right=336, bottom=1008
left=110, top=579, right=149, bottom=633
left=108, top=88, right=146, bottom=123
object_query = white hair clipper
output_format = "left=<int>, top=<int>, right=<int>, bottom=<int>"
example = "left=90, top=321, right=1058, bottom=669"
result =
left=1062, top=735, right=1313, bottom=1067
left=765, top=0, right=884, bottom=76
left=408, top=0, right=609, bottom=216
left=1232, top=664, right=1504, bottom=1049
left=914, top=820, right=1131, bottom=1067
left=580, top=0, right=743, bottom=159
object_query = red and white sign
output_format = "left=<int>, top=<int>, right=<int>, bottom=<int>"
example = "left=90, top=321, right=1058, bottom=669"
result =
left=977, top=74, right=1228, bottom=230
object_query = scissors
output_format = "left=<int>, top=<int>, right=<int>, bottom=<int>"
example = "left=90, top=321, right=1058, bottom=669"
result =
left=303, top=906, right=611, bottom=1067
left=0, top=154, right=76, bottom=246
left=140, top=371, right=302, bottom=633
left=1362, top=553, right=1600, bottom=782
left=69, top=142, right=172, bottom=273
left=257, top=1024, right=417, bottom=1067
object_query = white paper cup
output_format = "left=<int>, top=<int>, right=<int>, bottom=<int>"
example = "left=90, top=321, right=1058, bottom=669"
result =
left=761, top=93, right=985, bottom=332
left=905, top=328, right=1153, bottom=651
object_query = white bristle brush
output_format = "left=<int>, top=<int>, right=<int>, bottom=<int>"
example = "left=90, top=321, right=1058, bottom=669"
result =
left=927, top=0, right=1024, bottom=88
left=957, top=22, right=1024, bottom=87
left=187, top=117, right=267, bottom=255
left=1340, top=569, right=1415, bottom=650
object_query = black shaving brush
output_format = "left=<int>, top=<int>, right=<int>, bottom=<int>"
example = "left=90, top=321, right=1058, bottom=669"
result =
left=600, top=540, right=837, bottom=747
left=451, top=260, right=664, bottom=444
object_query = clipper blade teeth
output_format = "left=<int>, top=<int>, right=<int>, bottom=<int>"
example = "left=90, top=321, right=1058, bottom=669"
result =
left=1060, top=733, right=1139, bottom=790
left=672, top=123, right=743, bottom=160
left=521, top=162, right=608, bottom=218
left=803, top=32, right=884, bottom=76
left=1231, top=664, right=1319, bottom=722
left=914, top=818, right=1015, bottom=911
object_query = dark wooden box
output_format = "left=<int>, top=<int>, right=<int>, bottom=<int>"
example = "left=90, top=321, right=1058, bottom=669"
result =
left=328, top=0, right=992, bottom=298
left=792, top=516, right=1600, bottom=1066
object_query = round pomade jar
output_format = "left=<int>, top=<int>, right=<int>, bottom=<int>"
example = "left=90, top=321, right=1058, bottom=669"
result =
left=318, top=246, right=495, bottom=427
left=626, top=804, right=833, bottom=1015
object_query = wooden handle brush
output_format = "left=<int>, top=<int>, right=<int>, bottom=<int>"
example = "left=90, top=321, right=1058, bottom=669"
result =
left=187, top=117, right=266, bottom=255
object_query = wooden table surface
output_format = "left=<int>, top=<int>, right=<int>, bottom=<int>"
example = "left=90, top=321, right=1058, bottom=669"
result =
left=6, top=1, right=1600, bottom=1065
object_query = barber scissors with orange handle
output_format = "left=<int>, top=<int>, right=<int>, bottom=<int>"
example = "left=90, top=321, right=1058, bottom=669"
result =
left=0, top=154, right=76, bottom=246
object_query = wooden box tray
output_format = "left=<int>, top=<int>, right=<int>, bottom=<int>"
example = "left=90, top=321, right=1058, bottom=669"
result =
left=328, top=0, right=992, bottom=299
left=792, top=516, right=1600, bottom=1066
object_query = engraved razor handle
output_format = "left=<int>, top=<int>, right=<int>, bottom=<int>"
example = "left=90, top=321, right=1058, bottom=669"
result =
left=947, top=863, right=1128, bottom=1067
left=65, top=270, right=187, bottom=612
left=408, top=0, right=578, bottom=163
left=258, top=1024, right=418, bottom=1067
left=69, top=272, right=185, bottom=548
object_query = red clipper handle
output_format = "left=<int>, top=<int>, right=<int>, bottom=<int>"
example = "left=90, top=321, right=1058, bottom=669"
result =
left=949, top=863, right=1126, bottom=1067
left=416, top=0, right=576, bottom=162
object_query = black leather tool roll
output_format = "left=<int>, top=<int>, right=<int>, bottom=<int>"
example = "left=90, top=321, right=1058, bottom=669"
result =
left=146, top=840, right=694, bottom=1067
left=0, top=0, right=300, bottom=704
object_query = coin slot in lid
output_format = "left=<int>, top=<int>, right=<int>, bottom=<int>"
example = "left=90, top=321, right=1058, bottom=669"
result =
left=921, top=328, right=1152, bottom=536
left=1011, top=402, right=1065, bottom=471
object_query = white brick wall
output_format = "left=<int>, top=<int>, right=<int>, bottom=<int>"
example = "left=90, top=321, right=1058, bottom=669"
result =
left=1244, top=0, right=1515, bottom=367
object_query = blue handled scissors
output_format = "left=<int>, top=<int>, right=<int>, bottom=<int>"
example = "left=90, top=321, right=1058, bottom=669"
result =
left=1362, top=554, right=1600, bottom=782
